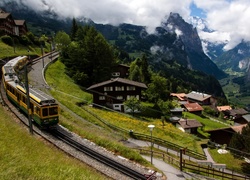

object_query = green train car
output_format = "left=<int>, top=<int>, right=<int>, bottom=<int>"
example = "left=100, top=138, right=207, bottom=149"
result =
left=2, top=56, right=59, bottom=128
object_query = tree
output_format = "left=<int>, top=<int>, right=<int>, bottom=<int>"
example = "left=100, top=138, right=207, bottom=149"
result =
left=157, top=99, right=175, bottom=116
left=146, top=74, right=170, bottom=103
left=62, top=26, right=115, bottom=86
left=71, top=18, right=78, bottom=41
left=129, top=55, right=151, bottom=84
left=54, top=31, right=71, bottom=52
left=229, top=122, right=250, bottom=154
left=124, top=97, right=141, bottom=116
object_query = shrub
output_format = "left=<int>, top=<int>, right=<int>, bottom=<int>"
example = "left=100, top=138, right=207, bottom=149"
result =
left=1, top=35, right=13, bottom=46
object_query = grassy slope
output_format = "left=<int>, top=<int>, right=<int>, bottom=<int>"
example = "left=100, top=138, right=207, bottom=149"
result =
left=0, top=106, right=107, bottom=179
left=45, top=60, right=207, bottom=154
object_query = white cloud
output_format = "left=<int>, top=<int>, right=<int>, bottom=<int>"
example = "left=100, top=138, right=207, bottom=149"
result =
left=1, top=0, right=250, bottom=50
left=194, top=0, right=250, bottom=50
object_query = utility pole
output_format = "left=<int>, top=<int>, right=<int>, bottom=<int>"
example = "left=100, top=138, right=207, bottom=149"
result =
left=41, top=45, right=44, bottom=68
left=24, top=64, right=33, bottom=134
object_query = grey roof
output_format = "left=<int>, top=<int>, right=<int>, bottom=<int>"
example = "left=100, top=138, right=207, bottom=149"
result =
left=228, top=108, right=248, bottom=116
left=242, top=114, right=250, bottom=122
left=170, top=108, right=184, bottom=112
left=186, top=91, right=211, bottom=101
left=87, top=78, right=147, bottom=90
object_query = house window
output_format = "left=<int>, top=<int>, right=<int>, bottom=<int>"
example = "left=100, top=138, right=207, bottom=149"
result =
left=117, top=96, right=123, bottom=100
left=115, top=86, right=124, bottom=91
left=127, top=86, right=136, bottom=91
left=104, top=86, right=113, bottom=91
left=99, top=96, right=105, bottom=100
left=112, top=72, right=120, bottom=77
left=127, top=95, right=139, bottom=100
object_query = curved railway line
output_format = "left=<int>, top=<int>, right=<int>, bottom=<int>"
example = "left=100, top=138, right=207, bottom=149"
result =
left=0, top=53, right=157, bottom=180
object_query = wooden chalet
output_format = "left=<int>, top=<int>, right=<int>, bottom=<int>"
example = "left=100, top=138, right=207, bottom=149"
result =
left=87, top=77, right=147, bottom=112
left=207, top=124, right=247, bottom=145
left=176, top=119, right=202, bottom=134
left=186, top=91, right=216, bottom=106
left=0, top=10, right=15, bottom=35
left=0, top=9, right=27, bottom=36
left=224, top=108, right=248, bottom=121
left=183, top=102, right=204, bottom=115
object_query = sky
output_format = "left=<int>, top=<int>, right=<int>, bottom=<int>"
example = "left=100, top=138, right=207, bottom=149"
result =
left=1, top=0, right=250, bottom=50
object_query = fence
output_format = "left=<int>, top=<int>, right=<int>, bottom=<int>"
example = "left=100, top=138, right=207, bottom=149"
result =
left=83, top=106, right=206, bottom=160
left=139, top=148, right=250, bottom=180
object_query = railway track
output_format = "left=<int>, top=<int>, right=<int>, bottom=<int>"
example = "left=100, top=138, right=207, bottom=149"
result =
left=50, top=128, right=151, bottom=180
left=0, top=56, right=156, bottom=179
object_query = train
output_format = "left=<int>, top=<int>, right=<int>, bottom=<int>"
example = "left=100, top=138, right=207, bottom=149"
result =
left=1, top=56, right=59, bottom=128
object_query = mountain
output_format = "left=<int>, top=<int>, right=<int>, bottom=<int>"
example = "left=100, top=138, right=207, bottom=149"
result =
left=214, top=41, right=250, bottom=74
left=161, top=13, right=225, bottom=79
left=188, top=16, right=227, bottom=61
left=0, top=2, right=227, bottom=98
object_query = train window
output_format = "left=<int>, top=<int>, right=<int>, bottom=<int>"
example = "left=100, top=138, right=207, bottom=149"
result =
left=17, top=92, right=20, bottom=101
left=30, top=103, right=34, bottom=113
left=49, top=107, right=58, bottom=116
left=35, top=106, right=40, bottom=115
left=42, top=108, right=48, bottom=117
left=22, top=96, right=26, bottom=104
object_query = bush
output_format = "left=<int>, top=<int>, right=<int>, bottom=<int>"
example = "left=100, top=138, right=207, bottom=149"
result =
left=1, top=35, right=13, bottom=46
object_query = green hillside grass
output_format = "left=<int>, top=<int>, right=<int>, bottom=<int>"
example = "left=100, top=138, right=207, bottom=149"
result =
left=0, top=106, right=108, bottom=179
left=45, top=60, right=207, bottom=155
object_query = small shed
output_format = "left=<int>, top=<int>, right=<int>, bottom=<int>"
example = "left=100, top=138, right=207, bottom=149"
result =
left=177, top=119, right=202, bottom=134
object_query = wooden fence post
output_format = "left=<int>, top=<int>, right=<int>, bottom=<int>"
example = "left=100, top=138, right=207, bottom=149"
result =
left=180, top=148, right=183, bottom=171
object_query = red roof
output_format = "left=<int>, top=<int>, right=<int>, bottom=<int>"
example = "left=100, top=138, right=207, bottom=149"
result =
left=184, top=103, right=203, bottom=112
left=170, top=93, right=186, bottom=101
left=217, top=105, right=232, bottom=112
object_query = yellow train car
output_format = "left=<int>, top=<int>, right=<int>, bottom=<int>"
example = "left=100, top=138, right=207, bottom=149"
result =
left=2, top=56, right=59, bottom=128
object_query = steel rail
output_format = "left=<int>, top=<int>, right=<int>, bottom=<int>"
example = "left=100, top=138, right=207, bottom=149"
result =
left=50, top=129, right=148, bottom=180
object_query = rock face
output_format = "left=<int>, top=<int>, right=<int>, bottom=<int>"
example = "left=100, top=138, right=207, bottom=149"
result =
left=160, top=13, right=226, bottom=79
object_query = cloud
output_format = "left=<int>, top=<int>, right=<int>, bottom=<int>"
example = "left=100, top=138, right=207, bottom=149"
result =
left=1, top=0, right=193, bottom=32
left=194, top=0, right=250, bottom=50
left=1, top=0, right=250, bottom=50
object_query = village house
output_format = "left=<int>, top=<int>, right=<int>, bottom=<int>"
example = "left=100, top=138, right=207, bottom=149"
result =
left=176, top=118, right=203, bottom=134
left=224, top=108, right=249, bottom=123
left=0, top=9, right=28, bottom=36
left=87, top=77, right=147, bottom=112
left=207, top=124, right=247, bottom=145
left=185, top=91, right=217, bottom=106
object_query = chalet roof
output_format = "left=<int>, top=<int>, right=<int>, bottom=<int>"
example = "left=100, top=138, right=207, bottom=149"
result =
left=14, top=20, right=25, bottom=26
left=0, top=13, right=10, bottom=19
left=170, top=108, right=184, bottom=112
left=183, top=103, right=203, bottom=112
left=217, top=105, right=232, bottom=112
left=186, top=91, right=211, bottom=102
left=170, top=93, right=186, bottom=101
left=118, top=64, right=130, bottom=68
left=178, top=119, right=202, bottom=129
left=231, top=124, right=248, bottom=133
left=169, top=116, right=180, bottom=122
left=242, top=114, right=250, bottom=122
left=227, top=108, right=248, bottom=116
left=206, top=124, right=247, bottom=134
left=87, top=78, right=147, bottom=90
